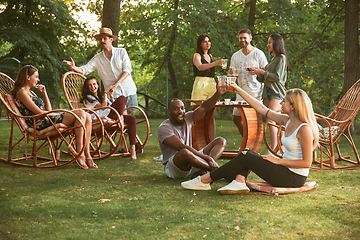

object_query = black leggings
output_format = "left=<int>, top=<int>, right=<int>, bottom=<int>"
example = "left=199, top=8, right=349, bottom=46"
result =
left=210, top=149, right=307, bottom=188
left=107, top=96, right=137, bottom=145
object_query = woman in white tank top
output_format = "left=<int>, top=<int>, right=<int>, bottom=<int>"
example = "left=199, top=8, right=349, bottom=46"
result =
left=181, top=83, right=319, bottom=195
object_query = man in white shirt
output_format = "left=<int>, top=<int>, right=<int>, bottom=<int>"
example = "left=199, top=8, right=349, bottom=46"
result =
left=63, top=27, right=138, bottom=109
left=229, top=29, right=268, bottom=135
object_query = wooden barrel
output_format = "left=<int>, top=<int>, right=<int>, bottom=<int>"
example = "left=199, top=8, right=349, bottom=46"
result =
left=190, top=102, right=263, bottom=157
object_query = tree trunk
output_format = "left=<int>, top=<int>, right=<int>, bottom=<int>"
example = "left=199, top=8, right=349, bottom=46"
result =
left=164, top=0, right=179, bottom=98
left=102, top=0, right=121, bottom=47
left=344, top=0, right=359, bottom=94
left=248, top=0, right=256, bottom=28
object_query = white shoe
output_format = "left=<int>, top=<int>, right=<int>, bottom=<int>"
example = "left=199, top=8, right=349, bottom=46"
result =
left=217, top=180, right=250, bottom=195
left=181, top=176, right=211, bottom=190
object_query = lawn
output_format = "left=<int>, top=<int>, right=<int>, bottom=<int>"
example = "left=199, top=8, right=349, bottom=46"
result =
left=0, top=118, right=359, bottom=239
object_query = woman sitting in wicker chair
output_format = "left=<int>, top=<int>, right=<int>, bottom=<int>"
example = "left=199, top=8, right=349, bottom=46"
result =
left=81, top=76, right=137, bottom=160
left=11, top=65, right=97, bottom=169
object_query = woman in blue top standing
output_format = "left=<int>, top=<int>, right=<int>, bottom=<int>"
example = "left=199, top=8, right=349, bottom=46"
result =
left=249, top=33, right=288, bottom=154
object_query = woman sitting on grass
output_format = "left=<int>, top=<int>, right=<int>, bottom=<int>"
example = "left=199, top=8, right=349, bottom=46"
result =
left=181, top=81, right=319, bottom=194
left=11, top=65, right=96, bottom=169
left=81, top=76, right=137, bottom=160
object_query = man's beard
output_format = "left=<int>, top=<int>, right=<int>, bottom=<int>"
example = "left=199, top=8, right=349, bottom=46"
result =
left=240, top=41, right=249, bottom=48
left=173, top=113, right=185, bottom=125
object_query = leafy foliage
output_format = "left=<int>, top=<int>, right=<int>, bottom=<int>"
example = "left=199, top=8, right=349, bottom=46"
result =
left=0, top=0, right=97, bottom=106
left=115, top=0, right=356, bottom=116
left=0, top=0, right=358, bottom=117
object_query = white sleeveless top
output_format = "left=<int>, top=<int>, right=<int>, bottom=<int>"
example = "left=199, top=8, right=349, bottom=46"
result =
left=281, top=120, right=309, bottom=177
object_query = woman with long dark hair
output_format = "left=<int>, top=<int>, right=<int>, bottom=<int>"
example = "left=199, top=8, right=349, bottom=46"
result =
left=81, top=76, right=137, bottom=160
left=11, top=65, right=96, bottom=169
left=191, top=34, right=225, bottom=140
left=249, top=33, right=289, bottom=153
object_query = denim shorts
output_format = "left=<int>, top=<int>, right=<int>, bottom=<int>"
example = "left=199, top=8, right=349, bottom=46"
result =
left=266, top=87, right=281, bottom=101
left=125, top=94, right=138, bottom=109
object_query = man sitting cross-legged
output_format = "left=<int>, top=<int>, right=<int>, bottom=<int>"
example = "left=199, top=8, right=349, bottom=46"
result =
left=158, top=84, right=227, bottom=179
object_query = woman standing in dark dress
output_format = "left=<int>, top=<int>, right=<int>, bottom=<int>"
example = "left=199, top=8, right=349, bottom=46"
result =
left=191, top=34, right=225, bottom=140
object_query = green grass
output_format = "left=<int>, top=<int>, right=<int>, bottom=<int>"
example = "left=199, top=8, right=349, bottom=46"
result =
left=0, top=119, right=360, bottom=239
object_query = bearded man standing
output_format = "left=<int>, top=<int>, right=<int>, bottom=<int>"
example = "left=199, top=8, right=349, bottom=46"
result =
left=229, top=29, right=268, bottom=135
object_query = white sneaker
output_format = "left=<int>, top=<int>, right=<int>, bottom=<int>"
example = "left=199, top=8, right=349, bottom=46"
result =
left=217, top=180, right=250, bottom=195
left=181, top=176, right=211, bottom=190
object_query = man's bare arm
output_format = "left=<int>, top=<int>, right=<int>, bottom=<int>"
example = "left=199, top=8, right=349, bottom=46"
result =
left=63, top=58, right=83, bottom=74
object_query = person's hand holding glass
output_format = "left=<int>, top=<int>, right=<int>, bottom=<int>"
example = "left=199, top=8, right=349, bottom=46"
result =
left=246, top=67, right=265, bottom=78
left=228, top=78, right=240, bottom=93
left=226, top=77, right=237, bottom=92
left=221, top=59, right=228, bottom=69
left=230, top=68, right=241, bottom=78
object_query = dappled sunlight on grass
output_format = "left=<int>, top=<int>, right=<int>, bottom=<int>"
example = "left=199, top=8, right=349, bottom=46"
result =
left=0, top=119, right=359, bottom=239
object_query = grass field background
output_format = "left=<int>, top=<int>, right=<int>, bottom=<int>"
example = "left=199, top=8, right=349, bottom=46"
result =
left=0, top=118, right=359, bottom=239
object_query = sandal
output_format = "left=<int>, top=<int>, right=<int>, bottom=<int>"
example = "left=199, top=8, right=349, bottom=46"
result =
left=76, top=156, right=88, bottom=169
left=86, top=158, right=98, bottom=169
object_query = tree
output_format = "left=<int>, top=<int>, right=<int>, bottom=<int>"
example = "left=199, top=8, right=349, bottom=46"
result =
left=65, top=0, right=360, bottom=122
left=102, top=0, right=121, bottom=47
left=118, top=0, right=244, bottom=106
left=0, top=0, right=92, bottom=106
left=344, top=0, right=359, bottom=94
left=164, top=0, right=179, bottom=98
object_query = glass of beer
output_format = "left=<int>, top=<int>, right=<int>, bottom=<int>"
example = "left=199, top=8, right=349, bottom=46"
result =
left=217, top=76, right=227, bottom=91
left=226, top=77, right=237, bottom=92
left=231, top=68, right=241, bottom=79
left=221, top=59, right=228, bottom=69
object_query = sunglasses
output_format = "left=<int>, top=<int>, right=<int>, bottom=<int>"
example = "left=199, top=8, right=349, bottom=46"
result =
left=26, top=65, right=37, bottom=76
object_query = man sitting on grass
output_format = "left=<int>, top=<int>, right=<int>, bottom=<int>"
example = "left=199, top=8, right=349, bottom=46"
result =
left=158, top=84, right=227, bottom=179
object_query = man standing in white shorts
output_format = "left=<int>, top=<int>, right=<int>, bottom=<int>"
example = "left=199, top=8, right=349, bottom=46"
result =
left=229, top=29, right=268, bottom=135
left=158, top=85, right=227, bottom=179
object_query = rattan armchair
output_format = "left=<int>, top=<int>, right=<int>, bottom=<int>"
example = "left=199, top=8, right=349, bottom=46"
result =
left=263, top=80, right=360, bottom=170
left=313, top=79, right=360, bottom=169
left=0, top=73, right=88, bottom=168
left=61, top=71, right=149, bottom=159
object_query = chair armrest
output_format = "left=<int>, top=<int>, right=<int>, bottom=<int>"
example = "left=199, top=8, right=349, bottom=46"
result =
left=315, top=113, right=350, bottom=125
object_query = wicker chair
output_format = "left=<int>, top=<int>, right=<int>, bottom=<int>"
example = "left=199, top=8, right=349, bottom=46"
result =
left=61, top=71, right=149, bottom=159
left=0, top=73, right=88, bottom=168
left=313, top=79, right=360, bottom=169
left=264, top=80, right=360, bottom=169
left=0, top=72, right=14, bottom=96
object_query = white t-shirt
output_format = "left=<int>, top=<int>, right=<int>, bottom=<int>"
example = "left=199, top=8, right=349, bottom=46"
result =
left=80, top=47, right=137, bottom=99
left=230, top=47, right=268, bottom=102
left=83, top=95, right=111, bottom=120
